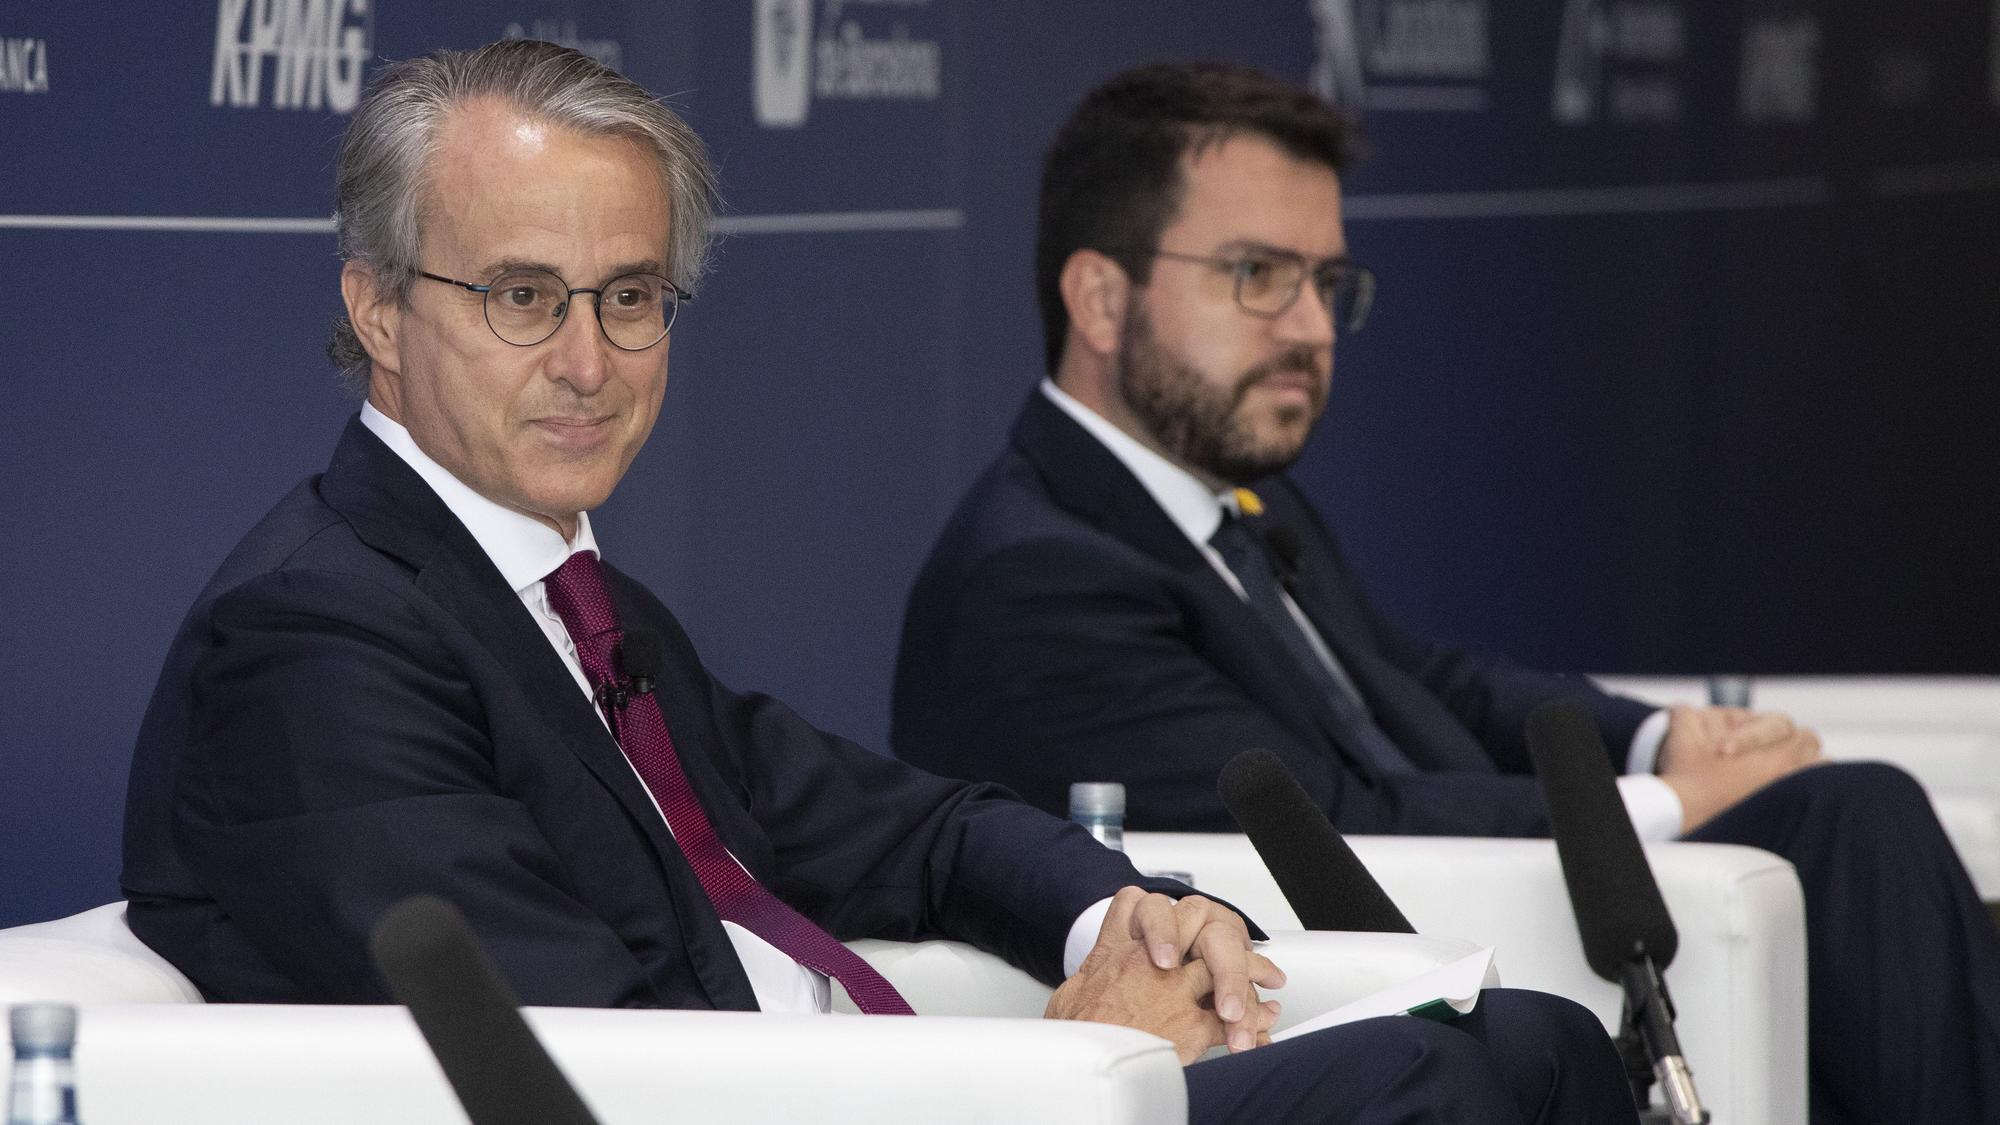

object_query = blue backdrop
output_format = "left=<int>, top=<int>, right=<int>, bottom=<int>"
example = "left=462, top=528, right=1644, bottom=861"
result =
left=3, top=1, right=1997, bottom=927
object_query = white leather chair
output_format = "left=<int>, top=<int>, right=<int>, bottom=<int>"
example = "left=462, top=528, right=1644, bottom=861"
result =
left=1592, top=674, right=2000, bottom=898
left=1126, top=831, right=1809, bottom=1125
left=0, top=903, right=1486, bottom=1124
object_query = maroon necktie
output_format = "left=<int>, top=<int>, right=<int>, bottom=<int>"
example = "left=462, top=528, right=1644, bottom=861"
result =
left=542, top=551, right=914, bottom=1015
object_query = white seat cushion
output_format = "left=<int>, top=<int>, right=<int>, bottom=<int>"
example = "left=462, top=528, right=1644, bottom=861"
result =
left=0, top=903, right=200, bottom=1005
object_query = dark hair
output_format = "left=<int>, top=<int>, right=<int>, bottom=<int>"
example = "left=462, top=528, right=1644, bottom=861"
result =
left=1035, top=62, right=1362, bottom=373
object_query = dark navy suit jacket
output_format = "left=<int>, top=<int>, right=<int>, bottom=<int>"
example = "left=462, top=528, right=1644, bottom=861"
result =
left=123, top=417, right=1154, bottom=1007
left=893, top=391, right=1654, bottom=836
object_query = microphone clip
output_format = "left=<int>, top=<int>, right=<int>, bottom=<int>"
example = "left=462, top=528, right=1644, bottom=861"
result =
left=594, top=680, right=633, bottom=712
left=594, top=674, right=656, bottom=713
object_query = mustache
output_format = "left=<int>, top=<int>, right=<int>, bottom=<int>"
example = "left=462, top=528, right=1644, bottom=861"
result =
left=1231, top=347, right=1328, bottom=402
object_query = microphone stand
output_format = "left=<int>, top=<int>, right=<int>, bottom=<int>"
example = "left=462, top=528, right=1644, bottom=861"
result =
left=1616, top=946, right=1708, bottom=1125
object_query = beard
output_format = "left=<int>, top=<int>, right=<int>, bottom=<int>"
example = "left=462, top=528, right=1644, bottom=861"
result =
left=1114, top=304, right=1328, bottom=485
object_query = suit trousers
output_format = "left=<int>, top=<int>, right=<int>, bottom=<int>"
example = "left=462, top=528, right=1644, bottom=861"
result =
left=1184, top=987, right=1637, bottom=1123
left=1688, top=761, right=2000, bottom=1125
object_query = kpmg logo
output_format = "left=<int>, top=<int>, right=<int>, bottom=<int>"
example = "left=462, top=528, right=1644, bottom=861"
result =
left=1310, top=0, right=1491, bottom=113
left=753, top=0, right=943, bottom=128
left=0, top=35, right=49, bottom=94
left=210, top=0, right=373, bottom=113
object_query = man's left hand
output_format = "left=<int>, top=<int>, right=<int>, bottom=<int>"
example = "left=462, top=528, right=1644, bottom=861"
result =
left=1662, top=704, right=1822, bottom=768
left=1045, top=885, right=1285, bottom=1061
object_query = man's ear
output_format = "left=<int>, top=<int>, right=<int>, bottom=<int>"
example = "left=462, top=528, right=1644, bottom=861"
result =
left=1059, top=249, right=1132, bottom=360
left=340, top=262, right=402, bottom=377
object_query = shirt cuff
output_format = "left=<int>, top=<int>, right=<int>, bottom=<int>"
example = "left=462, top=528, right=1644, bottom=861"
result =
left=1063, top=896, right=1116, bottom=978
left=1625, top=708, right=1672, bottom=775
left=1617, top=773, right=1685, bottom=841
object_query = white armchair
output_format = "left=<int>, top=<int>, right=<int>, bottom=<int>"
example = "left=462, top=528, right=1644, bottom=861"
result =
left=1126, top=831, right=1809, bottom=1125
left=0, top=903, right=1487, bottom=1124
left=1593, top=674, right=2000, bottom=898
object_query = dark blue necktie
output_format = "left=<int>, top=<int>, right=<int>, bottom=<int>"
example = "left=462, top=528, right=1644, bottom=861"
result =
left=1209, top=511, right=1416, bottom=776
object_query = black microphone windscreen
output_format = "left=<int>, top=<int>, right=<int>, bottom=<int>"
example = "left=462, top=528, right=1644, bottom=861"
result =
left=619, top=629, right=664, bottom=680
left=1524, top=701, right=1679, bottom=980
left=1217, top=749, right=1414, bottom=933
left=368, top=895, right=600, bottom=1125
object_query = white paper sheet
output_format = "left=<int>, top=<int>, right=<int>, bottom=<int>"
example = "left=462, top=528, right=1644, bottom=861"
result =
left=1270, top=946, right=1495, bottom=1042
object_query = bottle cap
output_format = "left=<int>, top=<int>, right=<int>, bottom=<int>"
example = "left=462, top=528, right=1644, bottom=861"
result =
left=10, top=1003, right=77, bottom=1051
left=1069, top=781, right=1125, bottom=818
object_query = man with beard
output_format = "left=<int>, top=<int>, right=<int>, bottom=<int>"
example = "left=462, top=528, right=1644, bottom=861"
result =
left=891, top=61, right=2000, bottom=1124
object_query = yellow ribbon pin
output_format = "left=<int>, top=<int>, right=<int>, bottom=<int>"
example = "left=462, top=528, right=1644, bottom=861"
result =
left=1232, top=488, right=1264, bottom=517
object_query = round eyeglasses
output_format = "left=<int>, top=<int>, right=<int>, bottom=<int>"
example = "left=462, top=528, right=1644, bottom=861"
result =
left=1143, top=249, right=1375, bottom=333
left=418, top=267, right=691, bottom=351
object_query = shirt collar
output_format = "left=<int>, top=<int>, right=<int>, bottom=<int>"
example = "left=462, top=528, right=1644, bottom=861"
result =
left=360, top=401, right=598, bottom=592
left=1038, top=379, right=1237, bottom=544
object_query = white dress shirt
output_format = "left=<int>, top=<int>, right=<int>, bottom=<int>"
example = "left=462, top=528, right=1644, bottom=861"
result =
left=1038, top=381, right=1684, bottom=841
left=361, top=403, right=1109, bottom=1013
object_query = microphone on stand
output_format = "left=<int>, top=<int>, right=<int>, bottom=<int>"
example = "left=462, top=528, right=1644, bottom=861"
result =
left=1525, top=700, right=1708, bottom=1125
left=368, top=895, right=601, bottom=1125
left=1217, top=748, right=1414, bottom=933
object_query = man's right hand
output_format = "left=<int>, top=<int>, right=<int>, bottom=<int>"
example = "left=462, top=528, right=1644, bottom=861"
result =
left=1659, top=704, right=1822, bottom=831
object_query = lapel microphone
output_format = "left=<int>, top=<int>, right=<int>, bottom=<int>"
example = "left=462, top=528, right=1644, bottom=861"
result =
left=597, top=630, right=664, bottom=711
left=616, top=629, right=662, bottom=697
left=1264, top=524, right=1306, bottom=591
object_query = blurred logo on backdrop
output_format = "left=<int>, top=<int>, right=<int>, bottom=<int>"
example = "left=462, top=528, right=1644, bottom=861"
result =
left=1736, top=11, right=1819, bottom=124
left=1550, top=0, right=1688, bottom=124
left=209, top=0, right=373, bottom=112
left=0, top=35, right=49, bottom=94
left=1309, top=0, right=1491, bottom=114
left=500, top=18, right=623, bottom=73
left=754, top=0, right=942, bottom=128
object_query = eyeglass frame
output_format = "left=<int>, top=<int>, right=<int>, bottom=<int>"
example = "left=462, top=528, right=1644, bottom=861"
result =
left=1124, top=246, right=1375, bottom=333
left=416, top=266, right=693, bottom=351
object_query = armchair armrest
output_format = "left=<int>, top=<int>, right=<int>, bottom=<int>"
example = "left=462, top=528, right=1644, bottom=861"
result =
left=1589, top=674, right=2000, bottom=898
left=0, top=903, right=200, bottom=1005
left=23, top=1003, right=1186, bottom=1125
left=1126, top=831, right=1808, bottom=1125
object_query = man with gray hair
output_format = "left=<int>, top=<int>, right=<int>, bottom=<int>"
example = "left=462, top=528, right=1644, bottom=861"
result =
left=122, top=40, right=1634, bottom=1122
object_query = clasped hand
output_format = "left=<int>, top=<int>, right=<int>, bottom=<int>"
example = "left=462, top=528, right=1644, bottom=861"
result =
left=1044, top=885, right=1285, bottom=1065
left=1660, top=704, right=1823, bottom=831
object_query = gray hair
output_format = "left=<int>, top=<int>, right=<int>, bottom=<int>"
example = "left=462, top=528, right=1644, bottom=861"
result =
left=326, top=39, right=718, bottom=394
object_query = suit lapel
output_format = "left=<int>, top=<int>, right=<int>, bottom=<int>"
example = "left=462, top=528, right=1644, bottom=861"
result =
left=1259, top=486, right=1495, bottom=774
left=1012, top=394, right=1408, bottom=780
left=1012, top=391, right=1213, bottom=576
left=318, top=418, right=758, bottom=1009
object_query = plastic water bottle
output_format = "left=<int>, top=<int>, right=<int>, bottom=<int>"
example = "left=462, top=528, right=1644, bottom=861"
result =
left=1707, top=675, right=1753, bottom=709
left=8, top=1004, right=80, bottom=1125
left=1070, top=782, right=1126, bottom=852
